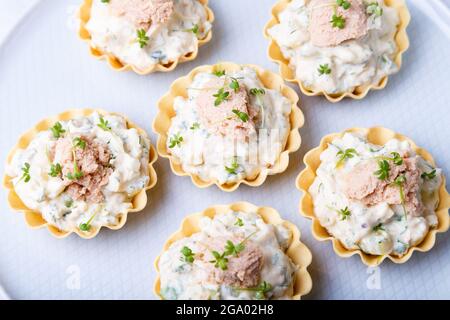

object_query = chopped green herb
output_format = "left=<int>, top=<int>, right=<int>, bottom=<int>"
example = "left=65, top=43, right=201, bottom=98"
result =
left=331, top=14, right=346, bottom=29
left=169, top=133, right=183, bottom=148
left=339, top=207, right=351, bottom=221
left=190, top=122, right=200, bottom=130
left=235, top=218, right=244, bottom=227
left=232, top=109, right=249, bottom=122
left=336, top=148, right=358, bottom=167
left=374, top=160, right=390, bottom=180
left=209, top=251, right=229, bottom=270
left=18, top=163, right=31, bottom=183
left=48, top=163, right=62, bottom=177
left=373, top=223, right=385, bottom=232
left=318, top=64, right=332, bottom=75
left=73, top=137, right=86, bottom=150
left=392, top=174, right=408, bottom=219
left=136, top=29, right=149, bottom=48
left=213, top=88, right=230, bottom=106
left=50, top=122, right=65, bottom=139
left=101, top=0, right=110, bottom=3
left=97, top=116, right=111, bottom=131
left=65, top=199, right=74, bottom=208
left=181, top=246, right=195, bottom=263
left=421, top=169, right=436, bottom=180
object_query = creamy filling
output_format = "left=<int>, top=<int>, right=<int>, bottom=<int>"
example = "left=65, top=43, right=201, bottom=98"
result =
left=309, top=133, right=442, bottom=256
left=7, top=112, right=151, bottom=232
left=167, top=67, right=292, bottom=185
left=85, top=0, right=212, bottom=71
left=268, top=0, right=400, bottom=93
left=159, top=211, right=296, bottom=300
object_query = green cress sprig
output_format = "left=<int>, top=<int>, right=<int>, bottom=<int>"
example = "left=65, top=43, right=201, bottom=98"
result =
left=335, top=148, right=358, bottom=168
left=225, top=157, right=239, bottom=175
left=136, top=29, right=149, bottom=48
left=48, top=163, right=62, bottom=177
left=318, top=64, right=332, bottom=75
left=168, top=133, right=183, bottom=148
left=97, top=115, right=111, bottom=131
left=79, top=211, right=98, bottom=232
left=180, top=246, right=195, bottom=263
left=18, top=163, right=31, bottom=183
left=50, top=122, right=65, bottom=138
left=209, top=232, right=256, bottom=270
left=421, top=169, right=436, bottom=180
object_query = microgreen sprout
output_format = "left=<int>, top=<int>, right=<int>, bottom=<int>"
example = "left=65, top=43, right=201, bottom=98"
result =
left=181, top=246, right=195, bottom=263
left=213, top=70, right=226, bottom=77
left=373, top=223, right=385, bottom=232
left=66, top=150, right=83, bottom=180
left=235, top=218, right=244, bottom=227
left=367, top=2, right=383, bottom=16
left=331, top=14, right=346, bottom=29
left=229, top=77, right=240, bottom=93
left=213, top=88, right=230, bottom=106
left=232, top=109, right=249, bottom=122
left=169, top=133, right=183, bottom=148
left=318, top=64, right=332, bottom=75
left=225, top=157, right=239, bottom=175
left=97, top=116, right=111, bottom=131
left=339, top=207, right=352, bottom=221
left=18, top=163, right=31, bottom=183
left=421, top=169, right=436, bottom=180
left=336, top=148, right=358, bottom=167
left=50, top=122, right=65, bottom=138
left=48, top=163, right=62, bottom=177
left=209, top=251, right=229, bottom=270
left=73, top=137, right=86, bottom=150
left=136, top=29, right=149, bottom=48
left=374, top=160, right=390, bottom=180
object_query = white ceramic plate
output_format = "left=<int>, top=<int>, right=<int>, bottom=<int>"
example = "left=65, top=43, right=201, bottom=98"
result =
left=0, top=0, right=449, bottom=299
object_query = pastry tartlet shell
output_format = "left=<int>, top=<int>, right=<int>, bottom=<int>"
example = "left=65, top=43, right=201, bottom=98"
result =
left=154, top=201, right=313, bottom=300
left=78, top=0, right=215, bottom=75
left=153, top=62, right=304, bottom=192
left=264, top=0, right=411, bottom=103
left=296, top=127, right=450, bottom=266
left=3, top=108, right=158, bottom=239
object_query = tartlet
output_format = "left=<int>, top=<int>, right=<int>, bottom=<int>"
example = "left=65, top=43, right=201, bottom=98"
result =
left=264, top=0, right=411, bottom=102
left=296, top=127, right=450, bottom=265
left=78, top=0, right=215, bottom=75
left=154, top=202, right=313, bottom=300
left=153, top=62, right=304, bottom=192
left=3, top=109, right=158, bottom=239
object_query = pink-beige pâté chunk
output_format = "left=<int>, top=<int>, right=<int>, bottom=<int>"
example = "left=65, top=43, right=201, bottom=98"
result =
left=195, top=78, right=258, bottom=141
left=53, top=136, right=112, bottom=204
left=204, top=237, right=263, bottom=288
left=341, top=156, right=423, bottom=216
left=308, top=0, right=368, bottom=47
left=110, top=0, right=174, bottom=29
